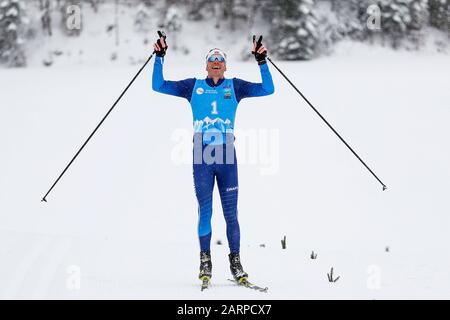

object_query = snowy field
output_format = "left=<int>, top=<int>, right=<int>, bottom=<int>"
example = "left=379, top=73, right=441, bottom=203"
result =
left=1, top=46, right=449, bottom=299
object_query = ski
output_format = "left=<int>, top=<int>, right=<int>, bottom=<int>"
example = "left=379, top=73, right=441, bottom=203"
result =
left=200, top=276, right=211, bottom=291
left=227, top=278, right=268, bottom=293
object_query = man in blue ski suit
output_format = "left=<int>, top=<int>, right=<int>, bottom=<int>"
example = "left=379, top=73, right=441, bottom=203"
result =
left=152, top=34, right=274, bottom=284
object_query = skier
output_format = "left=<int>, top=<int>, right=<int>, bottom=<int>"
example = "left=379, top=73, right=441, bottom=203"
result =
left=152, top=33, right=274, bottom=288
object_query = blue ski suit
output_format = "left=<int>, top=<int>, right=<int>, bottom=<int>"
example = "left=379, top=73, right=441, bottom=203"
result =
left=152, top=56, right=274, bottom=254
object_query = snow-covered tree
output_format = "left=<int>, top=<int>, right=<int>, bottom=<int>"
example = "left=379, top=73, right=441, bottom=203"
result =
left=324, top=0, right=366, bottom=40
left=135, top=2, right=152, bottom=33
left=264, top=0, right=320, bottom=60
left=185, top=0, right=208, bottom=21
left=230, top=0, right=251, bottom=30
left=0, top=0, right=27, bottom=67
left=231, top=0, right=249, bottom=20
left=162, top=5, right=182, bottom=50
left=359, top=0, right=429, bottom=48
left=428, top=0, right=449, bottom=32
left=86, top=0, right=100, bottom=13
left=260, top=0, right=279, bottom=22
left=310, top=0, right=364, bottom=55
left=39, top=0, right=52, bottom=36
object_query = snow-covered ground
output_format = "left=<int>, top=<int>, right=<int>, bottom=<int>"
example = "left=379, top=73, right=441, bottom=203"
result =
left=1, top=44, right=449, bottom=299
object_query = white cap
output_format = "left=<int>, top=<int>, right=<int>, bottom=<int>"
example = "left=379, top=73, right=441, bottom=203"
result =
left=205, top=48, right=227, bottom=63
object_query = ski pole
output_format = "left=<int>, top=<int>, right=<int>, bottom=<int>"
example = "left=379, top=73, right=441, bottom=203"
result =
left=267, top=56, right=387, bottom=191
left=41, top=30, right=166, bottom=202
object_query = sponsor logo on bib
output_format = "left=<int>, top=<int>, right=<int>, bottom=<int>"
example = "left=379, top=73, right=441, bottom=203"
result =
left=196, top=87, right=204, bottom=95
left=224, top=87, right=232, bottom=99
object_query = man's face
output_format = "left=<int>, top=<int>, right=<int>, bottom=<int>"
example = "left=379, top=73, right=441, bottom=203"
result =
left=206, top=58, right=226, bottom=78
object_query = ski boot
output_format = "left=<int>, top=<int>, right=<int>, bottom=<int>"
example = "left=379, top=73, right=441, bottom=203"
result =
left=199, top=251, right=212, bottom=289
left=229, top=253, right=248, bottom=284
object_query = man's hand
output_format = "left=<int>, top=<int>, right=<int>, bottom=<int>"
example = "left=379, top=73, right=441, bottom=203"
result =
left=251, top=35, right=267, bottom=65
left=153, top=30, right=168, bottom=57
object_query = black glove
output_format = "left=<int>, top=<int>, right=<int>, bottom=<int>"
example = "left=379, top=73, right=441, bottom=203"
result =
left=251, top=35, right=267, bottom=65
left=153, top=30, right=168, bottom=57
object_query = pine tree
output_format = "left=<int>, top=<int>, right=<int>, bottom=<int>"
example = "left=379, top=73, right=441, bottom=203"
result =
left=429, top=0, right=449, bottom=32
left=328, top=0, right=365, bottom=40
left=39, top=0, right=52, bottom=36
left=162, top=5, right=182, bottom=50
left=264, top=0, right=319, bottom=60
left=260, top=0, right=278, bottom=22
left=309, top=0, right=365, bottom=55
left=359, top=0, right=429, bottom=48
left=230, top=0, right=251, bottom=30
left=186, top=0, right=209, bottom=21
left=0, top=0, right=27, bottom=67
left=86, top=0, right=100, bottom=13
left=135, top=2, right=152, bottom=33
left=231, top=0, right=249, bottom=20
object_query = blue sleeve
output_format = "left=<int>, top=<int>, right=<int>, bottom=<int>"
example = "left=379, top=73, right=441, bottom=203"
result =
left=233, top=63, right=275, bottom=103
left=152, top=56, right=196, bottom=102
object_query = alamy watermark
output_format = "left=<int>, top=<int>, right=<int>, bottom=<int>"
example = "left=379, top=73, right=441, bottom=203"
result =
left=170, top=128, right=280, bottom=176
left=65, top=5, right=82, bottom=30
left=367, top=5, right=382, bottom=31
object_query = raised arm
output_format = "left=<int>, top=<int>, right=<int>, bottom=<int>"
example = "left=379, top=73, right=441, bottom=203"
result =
left=152, top=56, right=195, bottom=101
left=233, top=64, right=274, bottom=102
left=151, top=31, right=195, bottom=101
left=233, top=35, right=275, bottom=102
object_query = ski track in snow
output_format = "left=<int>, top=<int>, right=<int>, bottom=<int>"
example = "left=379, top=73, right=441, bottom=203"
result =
left=1, top=51, right=449, bottom=299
